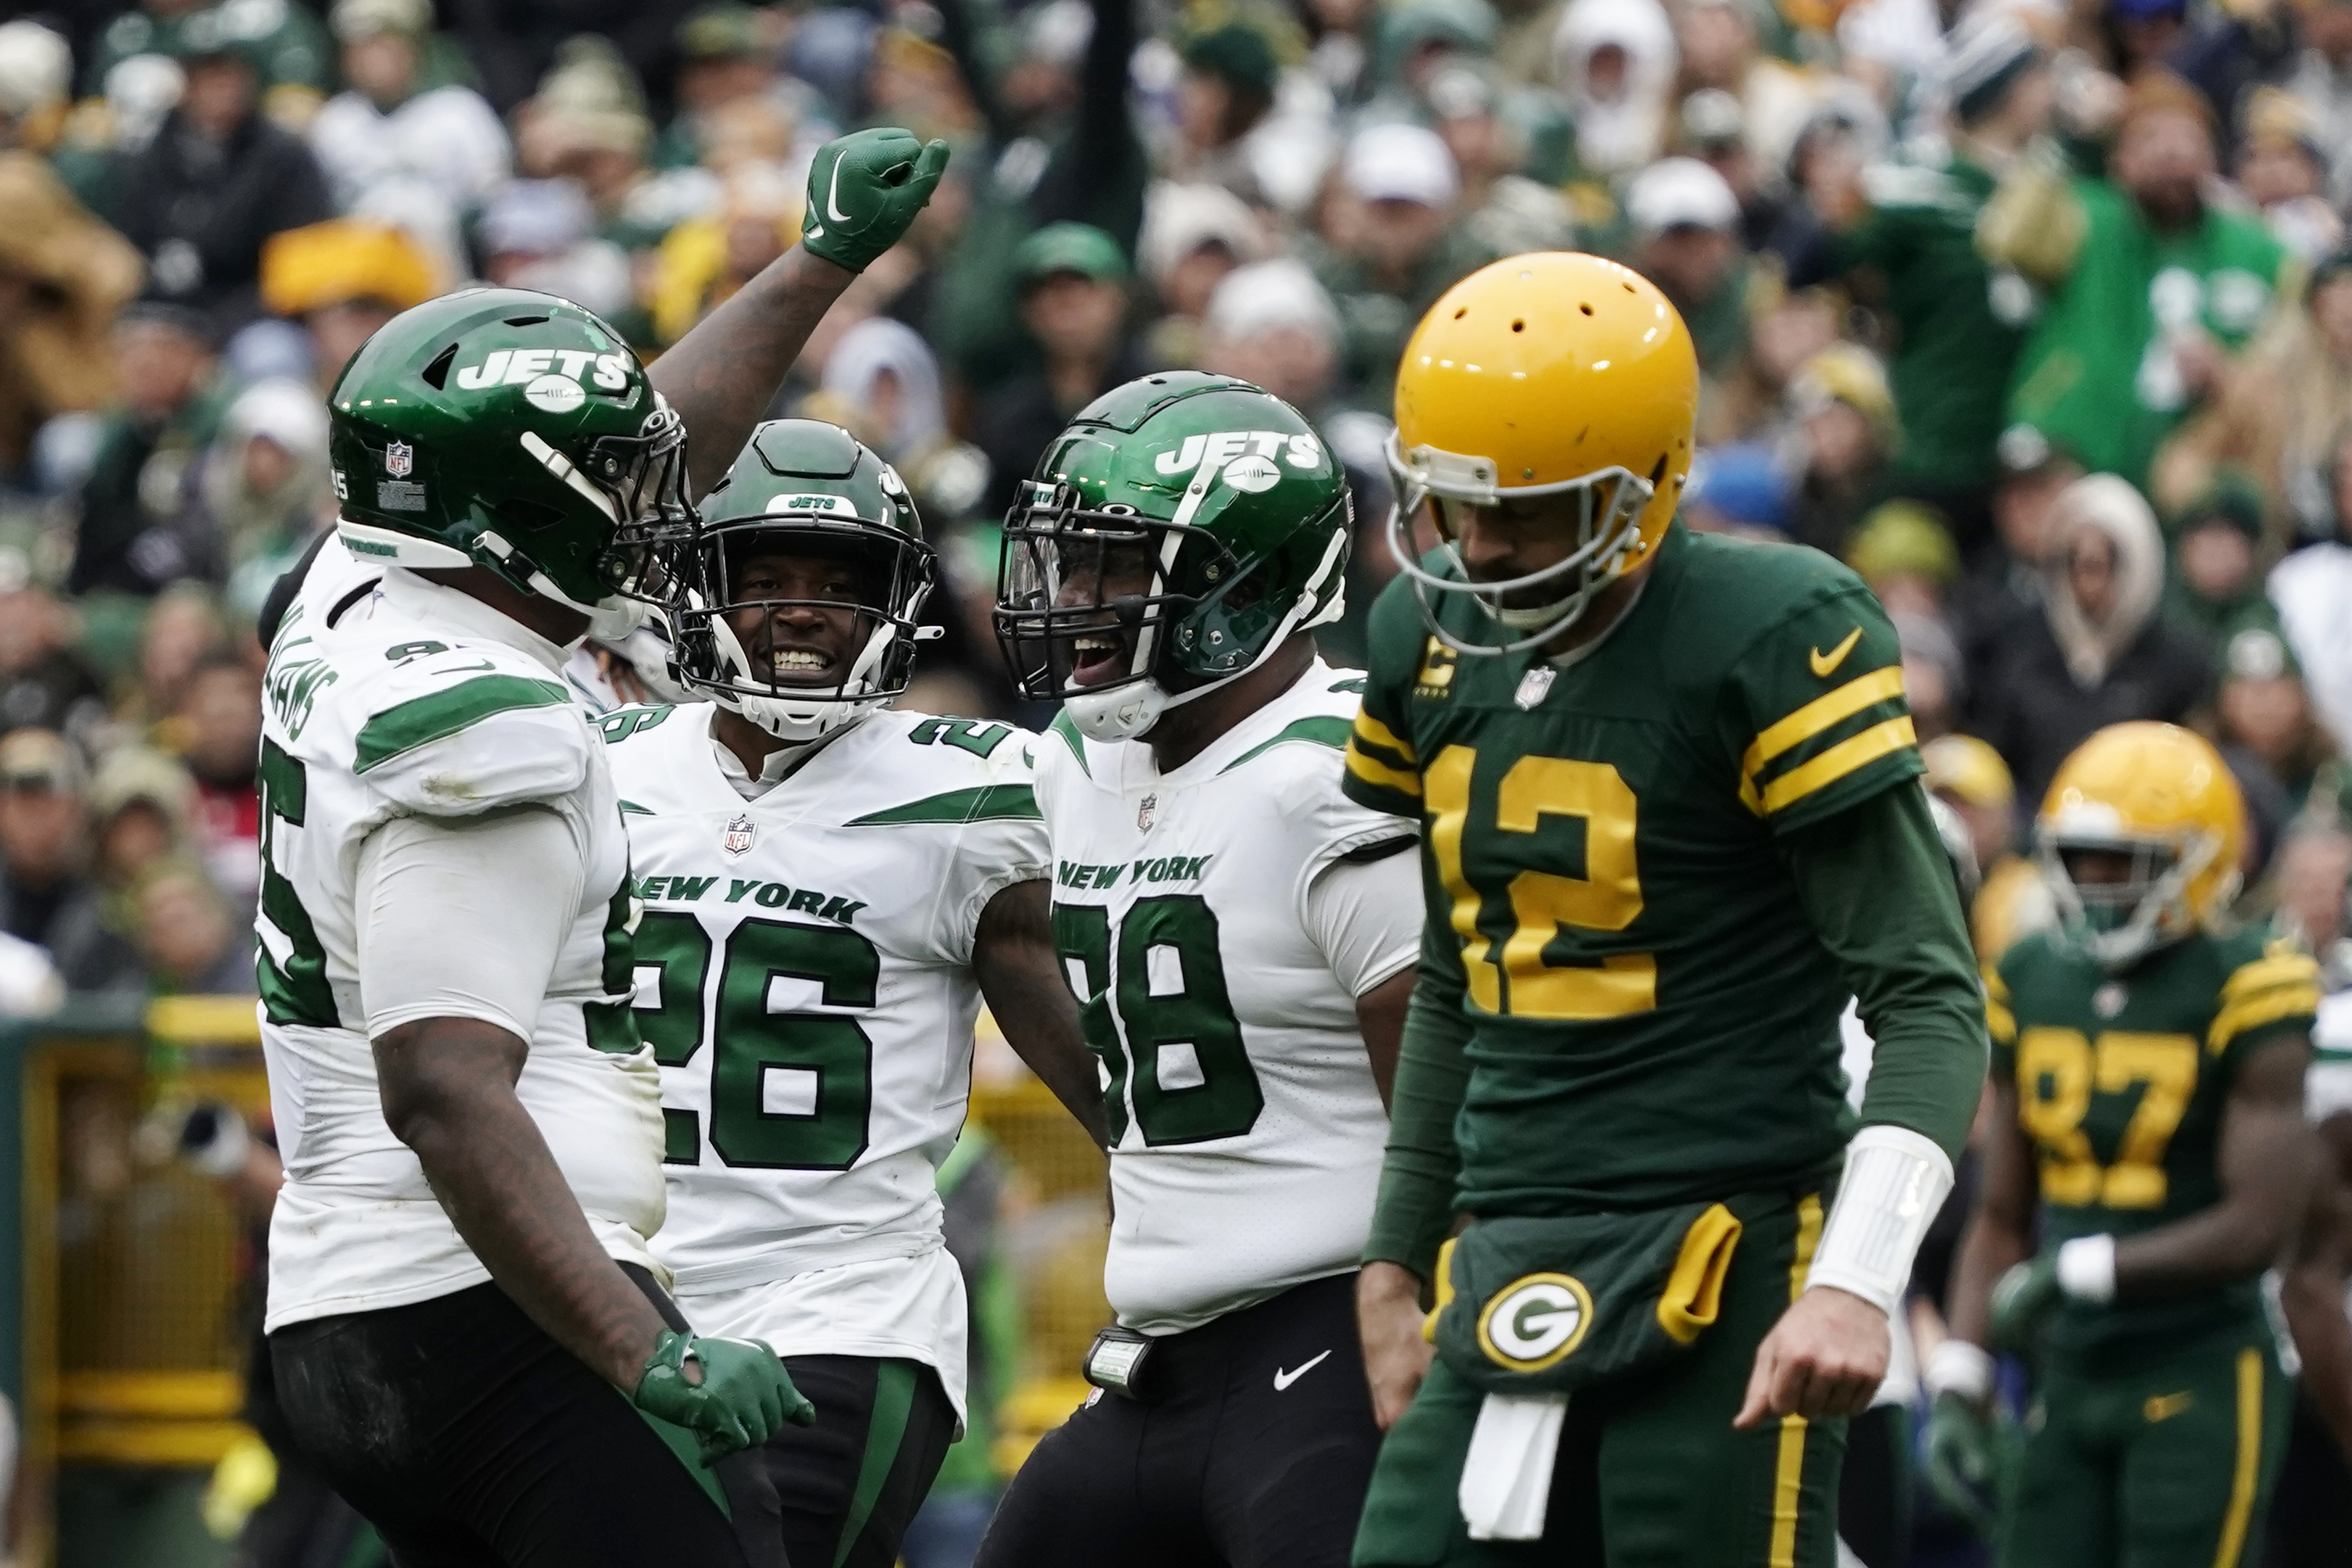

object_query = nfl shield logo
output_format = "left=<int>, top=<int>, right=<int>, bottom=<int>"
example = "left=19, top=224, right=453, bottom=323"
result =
left=1136, top=793, right=1157, bottom=831
left=385, top=440, right=415, bottom=478
left=721, top=814, right=756, bottom=857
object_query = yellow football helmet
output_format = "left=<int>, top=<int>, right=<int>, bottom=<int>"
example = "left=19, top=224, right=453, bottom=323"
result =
left=2037, top=722, right=2245, bottom=968
left=1387, top=252, right=1699, bottom=654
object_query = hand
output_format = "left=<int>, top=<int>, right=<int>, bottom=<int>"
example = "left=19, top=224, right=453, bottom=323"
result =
left=1988, top=1255, right=2060, bottom=1352
left=1358, top=1261, right=1435, bottom=1431
left=800, top=128, right=952, bottom=273
left=632, top=1329, right=817, bottom=1464
left=1732, top=1285, right=1887, bottom=1429
left=1921, top=1391, right=1997, bottom=1536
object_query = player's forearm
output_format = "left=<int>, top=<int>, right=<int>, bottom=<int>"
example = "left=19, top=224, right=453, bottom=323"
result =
left=1788, top=785, right=1986, bottom=1162
left=650, top=245, right=854, bottom=497
left=2282, top=1260, right=2352, bottom=1457
left=976, top=880, right=1111, bottom=1148
left=1945, top=1207, right=2031, bottom=1348
left=1362, top=964, right=1472, bottom=1276
left=376, top=1018, right=668, bottom=1390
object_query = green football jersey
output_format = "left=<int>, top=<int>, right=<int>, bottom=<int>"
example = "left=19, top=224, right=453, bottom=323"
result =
left=1990, top=925, right=2319, bottom=1365
left=1343, top=521, right=1924, bottom=1210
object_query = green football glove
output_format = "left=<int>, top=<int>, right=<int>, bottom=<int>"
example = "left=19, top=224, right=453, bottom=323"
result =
left=632, top=1329, right=815, bottom=1464
left=800, top=128, right=951, bottom=273
left=1989, top=1255, right=2061, bottom=1351
left=1922, top=1391, right=1997, bottom=1537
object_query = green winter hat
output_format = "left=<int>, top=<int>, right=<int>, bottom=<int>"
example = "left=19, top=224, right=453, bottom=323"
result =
left=1013, top=222, right=1130, bottom=287
left=1181, top=23, right=1279, bottom=96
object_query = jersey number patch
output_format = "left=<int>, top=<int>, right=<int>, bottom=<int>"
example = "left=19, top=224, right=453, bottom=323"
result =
left=629, top=911, right=878, bottom=1170
left=257, top=738, right=336, bottom=1028
left=1424, top=746, right=1655, bottom=1020
left=2015, top=1028, right=2199, bottom=1209
left=1053, top=894, right=1263, bottom=1146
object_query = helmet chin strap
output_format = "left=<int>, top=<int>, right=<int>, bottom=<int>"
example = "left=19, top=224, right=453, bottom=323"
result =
left=710, top=615, right=894, bottom=743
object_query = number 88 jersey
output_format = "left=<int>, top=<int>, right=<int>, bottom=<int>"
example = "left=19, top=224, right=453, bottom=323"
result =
left=1989, top=925, right=2319, bottom=1361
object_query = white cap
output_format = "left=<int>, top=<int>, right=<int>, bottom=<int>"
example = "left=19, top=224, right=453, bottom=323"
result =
left=1137, top=180, right=1268, bottom=288
left=1343, top=122, right=1460, bottom=209
left=1203, top=258, right=1341, bottom=347
left=1626, top=155, right=1740, bottom=237
left=0, top=20, right=70, bottom=119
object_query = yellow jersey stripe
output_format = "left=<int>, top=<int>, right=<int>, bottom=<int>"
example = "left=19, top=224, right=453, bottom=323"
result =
left=1755, top=717, right=1918, bottom=817
left=1986, top=995, right=2017, bottom=1048
left=1769, top=1194, right=1825, bottom=1568
left=1345, top=744, right=1423, bottom=799
left=2219, top=953, right=2322, bottom=1004
left=1351, top=710, right=1418, bottom=766
left=2211, top=1348, right=2264, bottom=1568
left=1982, top=967, right=2010, bottom=1003
left=1742, top=665, right=1907, bottom=785
left=2206, top=983, right=2323, bottom=1055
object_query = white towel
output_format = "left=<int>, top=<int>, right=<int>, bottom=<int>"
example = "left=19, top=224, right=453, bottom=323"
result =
left=1458, top=1392, right=1569, bottom=1540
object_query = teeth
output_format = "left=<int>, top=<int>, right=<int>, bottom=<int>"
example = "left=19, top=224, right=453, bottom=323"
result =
left=1075, top=636, right=1118, bottom=656
left=771, top=650, right=825, bottom=671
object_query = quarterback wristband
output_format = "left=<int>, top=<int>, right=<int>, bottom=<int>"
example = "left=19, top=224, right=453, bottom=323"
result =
left=1803, top=1123, right=1955, bottom=1316
left=2055, top=1234, right=2116, bottom=1303
left=1923, top=1337, right=1994, bottom=1403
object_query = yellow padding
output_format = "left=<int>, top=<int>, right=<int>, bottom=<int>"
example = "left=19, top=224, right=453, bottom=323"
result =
left=1422, top=1237, right=1458, bottom=1345
left=1655, top=1203, right=1744, bottom=1345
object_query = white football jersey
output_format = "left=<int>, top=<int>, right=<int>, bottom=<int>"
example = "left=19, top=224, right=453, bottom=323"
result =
left=1036, top=659, right=1418, bottom=1334
left=602, top=701, right=1048, bottom=1414
left=257, top=566, right=663, bottom=1331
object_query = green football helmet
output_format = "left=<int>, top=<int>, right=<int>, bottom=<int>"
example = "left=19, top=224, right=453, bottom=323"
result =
left=326, top=286, right=690, bottom=637
left=669, top=419, right=938, bottom=742
left=994, top=373, right=1350, bottom=742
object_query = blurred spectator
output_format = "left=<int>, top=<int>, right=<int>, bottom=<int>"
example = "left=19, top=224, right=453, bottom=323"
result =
left=84, top=0, right=334, bottom=124
left=476, top=179, right=634, bottom=324
left=0, top=727, right=139, bottom=991
left=651, top=6, right=782, bottom=171
left=1169, top=23, right=1280, bottom=205
left=2271, top=821, right=2352, bottom=955
left=1317, top=123, right=1485, bottom=403
left=975, top=223, right=1147, bottom=517
left=168, top=652, right=260, bottom=903
left=1198, top=259, right=1345, bottom=421
left=1977, top=473, right=2211, bottom=802
left=1892, top=609, right=1966, bottom=739
left=107, top=21, right=332, bottom=329
left=129, top=857, right=250, bottom=994
left=0, top=573, right=104, bottom=740
left=2217, top=624, right=2335, bottom=817
left=1783, top=342, right=1897, bottom=556
left=2161, top=475, right=2275, bottom=645
left=2155, top=249, right=2352, bottom=549
left=307, top=0, right=509, bottom=273
left=1846, top=500, right=1960, bottom=621
left=0, top=20, right=73, bottom=154
left=257, top=218, right=437, bottom=389
left=0, top=149, right=143, bottom=484
left=1553, top=0, right=1676, bottom=178
left=67, top=300, right=228, bottom=598
left=1921, top=731, right=2050, bottom=963
left=2269, top=430, right=2352, bottom=753
left=87, top=743, right=196, bottom=893
left=205, top=379, right=332, bottom=622
left=2006, top=72, right=2290, bottom=492
left=2235, top=87, right=2343, bottom=264
left=650, top=163, right=797, bottom=347
left=511, top=38, right=674, bottom=254
left=1796, top=14, right=2052, bottom=557
left=0, top=928, right=60, bottom=1017
left=131, top=581, right=228, bottom=727
left=1681, top=441, right=1790, bottom=537
left=1135, top=181, right=1268, bottom=370
left=2285, top=0, right=2352, bottom=210
left=806, top=316, right=990, bottom=526
left=1625, top=156, right=1750, bottom=434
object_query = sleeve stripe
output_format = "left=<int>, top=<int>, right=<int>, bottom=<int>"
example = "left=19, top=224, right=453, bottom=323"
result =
left=1751, top=716, right=1918, bottom=817
left=1345, top=743, right=1423, bottom=799
left=1982, top=966, right=2010, bottom=1003
left=1352, top=710, right=1418, bottom=765
left=2219, top=953, right=2321, bottom=1004
left=2207, top=983, right=2322, bottom=1054
left=352, top=675, right=574, bottom=774
left=1741, top=665, right=1907, bottom=788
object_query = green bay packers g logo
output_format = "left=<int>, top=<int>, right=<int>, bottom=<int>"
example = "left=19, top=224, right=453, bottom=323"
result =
left=1477, top=1273, right=1593, bottom=1372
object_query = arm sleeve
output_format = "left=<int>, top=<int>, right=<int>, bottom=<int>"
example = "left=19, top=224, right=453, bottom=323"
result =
left=1339, top=580, right=1429, bottom=820
left=1304, top=841, right=1424, bottom=998
left=1784, top=783, right=1987, bottom=1163
left=1361, top=916, right=1472, bottom=1277
left=357, top=806, right=583, bottom=1041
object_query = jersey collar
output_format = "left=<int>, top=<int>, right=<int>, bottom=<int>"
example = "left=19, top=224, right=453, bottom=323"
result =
left=376, top=567, right=569, bottom=674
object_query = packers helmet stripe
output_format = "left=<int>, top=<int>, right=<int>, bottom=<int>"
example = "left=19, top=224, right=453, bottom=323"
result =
left=1756, top=718, right=1918, bottom=817
left=1741, top=666, right=1907, bottom=788
left=2206, top=981, right=2323, bottom=1055
left=1345, top=744, right=1423, bottom=799
left=1353, top=710, right=1418, bottom=766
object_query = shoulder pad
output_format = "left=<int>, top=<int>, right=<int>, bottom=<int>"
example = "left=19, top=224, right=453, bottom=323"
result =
left=347, top=644, right=592, bottom=816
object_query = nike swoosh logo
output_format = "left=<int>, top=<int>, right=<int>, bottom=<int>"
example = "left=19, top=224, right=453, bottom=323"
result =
left=1274, top=1349, right=1333, bottom=1391
left=1809, top=627, right=1863, bottom=679
left=825, top=156, right=851, bottom=223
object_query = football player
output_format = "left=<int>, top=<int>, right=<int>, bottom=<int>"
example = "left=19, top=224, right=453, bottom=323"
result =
left=974, top=373, right=1424, bottom=1568
left=601, top=418, right=1104, bottom=1568
left=1342, top=252, right=1987, bottom=1566
left=255, top=128, right=949, bottom=1568
left=1928, top=722, right=2319, bottom=1568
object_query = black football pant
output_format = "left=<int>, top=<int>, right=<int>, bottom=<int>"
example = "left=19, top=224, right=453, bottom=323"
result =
left=268, top=1265, right=784, bottom=1568
left=735, top=1354, right=960, bottom=1568
left=975, top=1272, right=1381, bottom=1568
